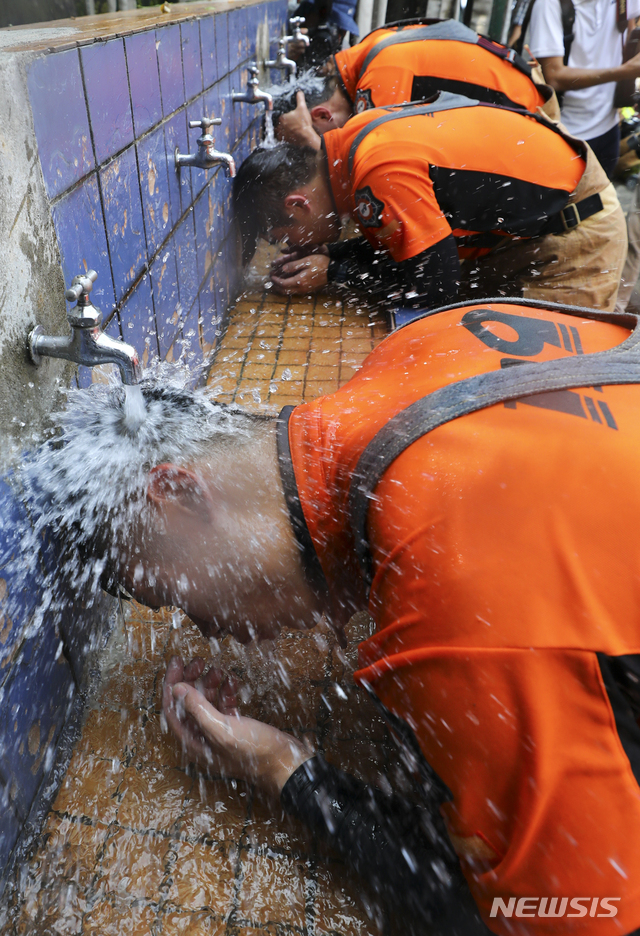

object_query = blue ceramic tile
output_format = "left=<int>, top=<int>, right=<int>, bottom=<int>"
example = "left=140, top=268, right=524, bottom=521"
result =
left=157, top=24, right=184, bottom=117
left=215, top=11, right=229, bottom=78
left=0, top=622, right=74, bottom=822
left=125, top=30, right=162, bottom=137
left=137, top=124, right=171, bottom=255
left=228, top=7, right=245, bottom=72
left=216, top=74, right=233, bottom=157
left=99, top=146, right=147, bottom=302
left=181, top=20, right=203, bottom=101
left=200, top=15, right=217, bottom=89
left=52, top=174, right=115, bottom=311
left=150, top=244, right=181, bottom=359
left=164, top=110, right=192, bottom=228
left=175, top=212, right=198, bottom=316
left=81, top=39, right=134, bottom=165
left=28, top=50, right=94, bottom=200
left=119, top=272, right=159, bottom=368
left=194, top=183, right=215, bottom=284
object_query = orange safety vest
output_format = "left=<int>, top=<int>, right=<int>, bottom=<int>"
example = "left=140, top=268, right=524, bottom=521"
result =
left=323, top=95, right=586, bottom=263
left=280, top=300, right=640, bottom=935
left=334, top=20, right=547, bottom=114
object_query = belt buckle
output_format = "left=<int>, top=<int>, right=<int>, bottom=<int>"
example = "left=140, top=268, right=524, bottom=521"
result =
left=561, top=203, right=580, bottom=231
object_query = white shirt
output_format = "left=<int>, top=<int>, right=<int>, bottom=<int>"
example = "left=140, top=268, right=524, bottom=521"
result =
left=529, top=0, right=640, bottom=139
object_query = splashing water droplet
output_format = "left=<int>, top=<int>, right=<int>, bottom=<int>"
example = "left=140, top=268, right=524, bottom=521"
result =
left=122, top=384, right=147, bottom=435
left=263, top=110, right=276, bottom=149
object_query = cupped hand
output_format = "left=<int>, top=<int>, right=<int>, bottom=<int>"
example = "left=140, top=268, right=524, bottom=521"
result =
left=271, top=243, right=329, bottom=275
left=270, top=252, right=330, bottom=294
left=163, top=656, right=311, bottom=797
left=276, top=91, right=322, bottom=149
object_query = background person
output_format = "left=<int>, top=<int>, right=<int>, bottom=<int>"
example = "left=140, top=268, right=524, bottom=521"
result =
left=528, top=0, right=640, bottom=178
left=275, top=19, right=555, bottom=150
left=236, top=95, right=625, bottom=312
left=38, top=301, right=640, bottom=936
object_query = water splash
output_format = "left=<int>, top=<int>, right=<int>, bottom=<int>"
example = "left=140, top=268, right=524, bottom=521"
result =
left=122, top=384, right=147, bottom=436
left=263, top=110, right=276, bottom=148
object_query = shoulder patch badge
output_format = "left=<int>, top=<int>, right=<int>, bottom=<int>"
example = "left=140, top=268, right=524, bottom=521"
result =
left=354, top=186, right=385, bottom=228
left=354, top=88, right=375, bottom=113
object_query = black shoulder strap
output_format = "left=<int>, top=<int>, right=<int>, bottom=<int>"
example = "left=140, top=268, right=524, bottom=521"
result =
left=347, top=94, right=479, bottom=174
left=618, top=0, right=629, bottom=32
left=347, top=94, right=586, bottom=176
left=359, top=20, right=532, bottom=81
left=559, top=0, right=576, bottom=64
left=348, top=299, right=640, bottom=593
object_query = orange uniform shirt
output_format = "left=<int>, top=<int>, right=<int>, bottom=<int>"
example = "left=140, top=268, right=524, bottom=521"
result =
left=284, top=303, right=640, bottom=935
left=323, top=100, right=585, bottom=263
left=334, top=22, right=546, bottom=113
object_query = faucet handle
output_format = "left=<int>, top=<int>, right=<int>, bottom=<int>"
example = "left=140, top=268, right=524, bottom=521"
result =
left=189, top=116, right=222, bottom=134
left=65, top=269, right=98, bottom=304
left=290, top=15, right=306, bottom=32
left=248, top=62, right=259, bottom=82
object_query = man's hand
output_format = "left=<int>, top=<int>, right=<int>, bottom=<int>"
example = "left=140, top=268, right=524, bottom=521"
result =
left=163, top=656, right=311, bottom=797
left=276, top=91, right=322, bottom=150
left=270, top=249, right=330, bottom=294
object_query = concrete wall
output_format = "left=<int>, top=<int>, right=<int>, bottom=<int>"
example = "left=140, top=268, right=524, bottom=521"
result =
left=0, top=0, right=287, bottom=892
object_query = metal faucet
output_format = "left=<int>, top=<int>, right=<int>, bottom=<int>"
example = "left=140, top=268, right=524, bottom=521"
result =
left=265, top=38, right=297, bottom=79
left=287, top=16, right=310, bottom=47
left=231, top=63, right=274, bottom=110
left=174, top=117, right=237, bottom=178
left=28, top=270, right=142, bottom=386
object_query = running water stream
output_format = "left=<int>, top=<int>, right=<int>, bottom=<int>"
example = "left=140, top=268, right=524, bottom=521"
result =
left=263, top=109, right=276, bottom=148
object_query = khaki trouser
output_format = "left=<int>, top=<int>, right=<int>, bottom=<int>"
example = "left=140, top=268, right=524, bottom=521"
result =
left=615, top=181, right=640, bottom=312
left=459, top=157, right=627, bottom=313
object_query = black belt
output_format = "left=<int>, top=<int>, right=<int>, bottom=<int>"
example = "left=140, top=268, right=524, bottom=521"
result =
left=539, top=192, right=604, bottom=236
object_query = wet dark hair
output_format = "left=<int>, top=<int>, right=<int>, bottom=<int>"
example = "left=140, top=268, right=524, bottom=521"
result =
left=271, top=72, right=340, bottom=128
left=233, top=144, right=318, bottom=264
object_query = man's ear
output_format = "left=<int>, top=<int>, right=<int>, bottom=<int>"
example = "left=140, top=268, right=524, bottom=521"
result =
left=147, top=464, right=213, bottom=521
left=283, top=192, right=310, bottom=214
left=309, top=104, right=334, bottom=126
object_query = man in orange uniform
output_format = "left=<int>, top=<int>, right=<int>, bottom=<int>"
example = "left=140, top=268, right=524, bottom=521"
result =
left=275, top=19, right=556, bottom=149
left=51, top=299, right=640, bottom=934
left=236, top=93, right=625, bottom=312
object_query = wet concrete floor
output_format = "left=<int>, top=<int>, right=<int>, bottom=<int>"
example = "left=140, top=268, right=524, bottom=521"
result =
left=2, top=285, right=395, bottom=935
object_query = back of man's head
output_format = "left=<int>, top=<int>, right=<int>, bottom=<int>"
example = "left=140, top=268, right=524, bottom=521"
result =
left=233, top=143, right=318, bottom=264
left=270, top=70, right=338, bottom=127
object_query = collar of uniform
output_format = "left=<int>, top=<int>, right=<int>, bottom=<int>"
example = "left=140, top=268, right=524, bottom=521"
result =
left=321, top=133, right=351, bottom=217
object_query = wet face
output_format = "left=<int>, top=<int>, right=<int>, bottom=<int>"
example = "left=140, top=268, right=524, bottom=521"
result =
left=120, top=456, right=323, bottom=644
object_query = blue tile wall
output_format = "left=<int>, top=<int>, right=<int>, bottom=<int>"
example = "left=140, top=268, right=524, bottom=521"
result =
left=125, top=31, right=163, bottom=138
left=27, top=49, right=94, bottom=200
left=33, top=0, right=286, bottom=378
left=100, top=145, right=146, bottom=301
left=137, top=123, right=172, bottom=256
left=81, top=39, right=135, bottom=165
left=51, top=174, right=115, bottom=311
left=157, top=24, right=185, bottom=117
left=181, top=20, right=203, bottom=101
